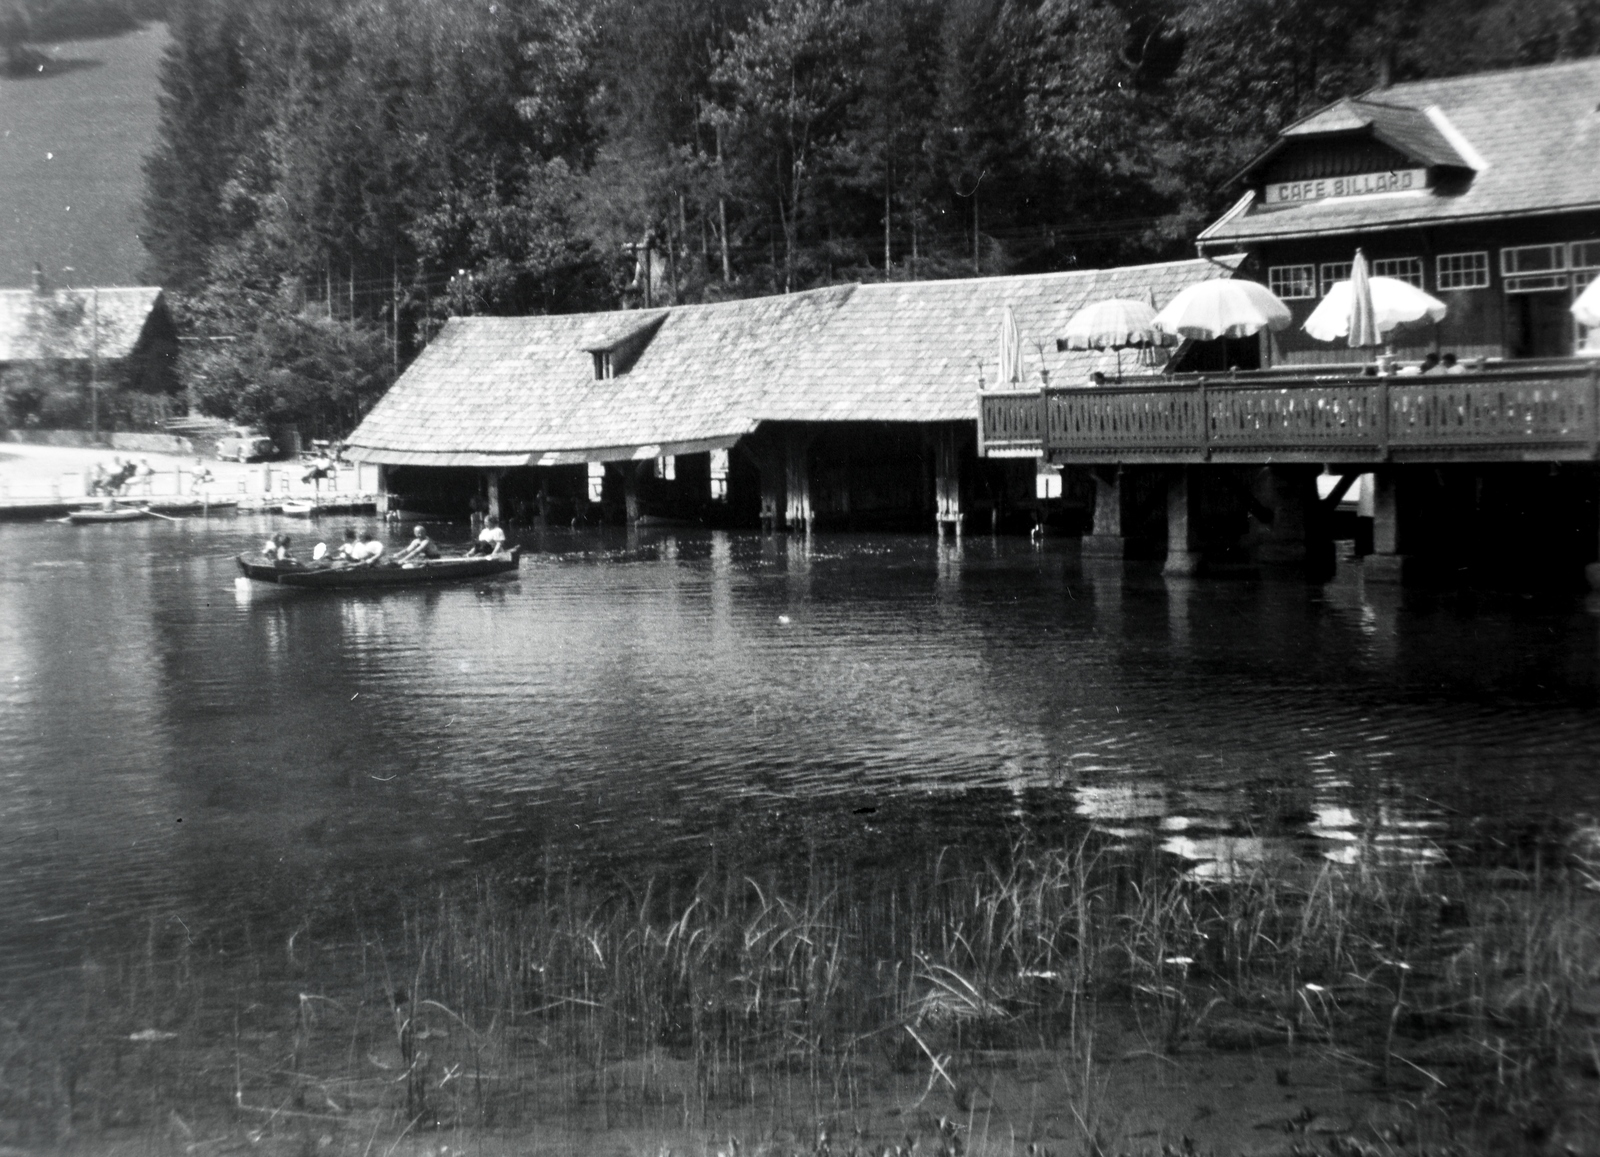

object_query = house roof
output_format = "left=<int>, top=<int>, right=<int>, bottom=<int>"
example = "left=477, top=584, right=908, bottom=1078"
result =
left=1201, top=57, right=1600, bottom=247
left=0, top=287, right=166, bottom=362
left=346, top=256, right=1243, bottom=466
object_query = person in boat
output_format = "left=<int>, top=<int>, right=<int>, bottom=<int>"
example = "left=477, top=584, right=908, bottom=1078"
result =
left=354, top=530, right=385, bottom=566
left=336, top=527, right=362, bottom=562
left=260, top=533, right=292, bottom=561
left=394, top=524, right=440, bottom=564
left=470, top=515, right=506, bottom=555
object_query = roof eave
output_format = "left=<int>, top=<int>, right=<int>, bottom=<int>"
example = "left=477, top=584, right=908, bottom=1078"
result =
left=1197, top=199, right=1600, bottom=250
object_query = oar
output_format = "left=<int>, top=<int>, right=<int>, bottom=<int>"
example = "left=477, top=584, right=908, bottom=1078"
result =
left=145, top=509, right=185, bottom=522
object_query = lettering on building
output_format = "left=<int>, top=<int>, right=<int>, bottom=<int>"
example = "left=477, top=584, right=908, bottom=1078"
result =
left=1264, top=169, right=1428, bottom=206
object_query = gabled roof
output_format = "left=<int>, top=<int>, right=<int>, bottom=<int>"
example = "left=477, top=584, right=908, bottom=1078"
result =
left=346, top=256, right=1243, bottom=466
left=0, top=287, right=166, bottom=362
left=1202, top=57, right=1600, bottom=247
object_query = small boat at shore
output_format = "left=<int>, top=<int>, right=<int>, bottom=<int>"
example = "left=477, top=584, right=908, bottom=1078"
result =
left=280, top=499, right=319, bottom=517
left=236, top=548, right=521, bottom=588
left=66, top=505, right=154, bottom=524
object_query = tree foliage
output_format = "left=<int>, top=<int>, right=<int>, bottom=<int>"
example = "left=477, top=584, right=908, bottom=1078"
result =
left=143, top=0, right=1599, bottom=435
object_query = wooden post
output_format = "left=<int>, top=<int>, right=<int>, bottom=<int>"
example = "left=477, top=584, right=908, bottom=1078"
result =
left=935, top=425, right=962, bottom=534
left=375, top=464, right=389, bottom=516
left=1082, top=466, right=1126, bottom=558
left=1162, top=466, right=1203, bottom=576
left=1364, top=468, right=1412, bottom=584
left=485, top=468, right=504, bottom=522
left=623, top=463, right=642, bottom=525
left=784, top=429, right=812, bottom=533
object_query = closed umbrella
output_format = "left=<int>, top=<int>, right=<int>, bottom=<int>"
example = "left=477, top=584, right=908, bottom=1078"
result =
left=1573, top=277, right=1600, bottom=329
left=998, top=306, right=1023, bottom=386
left=1152, top=278, right=1292, bottom=341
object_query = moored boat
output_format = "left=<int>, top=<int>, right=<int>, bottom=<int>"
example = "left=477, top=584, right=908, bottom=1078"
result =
left=66, top=506, right=154, bottom=524
left=280, top=499, right=318, bottom=517
left=236, top=547, right=520, bottom=588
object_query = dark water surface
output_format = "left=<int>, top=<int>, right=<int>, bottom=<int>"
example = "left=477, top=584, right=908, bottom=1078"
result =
left=3, top=518, right=1599, bottom=994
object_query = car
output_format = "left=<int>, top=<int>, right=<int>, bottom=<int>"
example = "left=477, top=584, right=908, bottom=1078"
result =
left=217, top=431, right=277, bottom=462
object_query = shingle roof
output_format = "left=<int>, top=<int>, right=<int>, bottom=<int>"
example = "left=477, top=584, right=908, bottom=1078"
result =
left=1201, top=57, right=1600, bottom=246
left=0, top=287, right=164, bottom=362
left=1278, top=97, right=1468, bottom=168
left=347, top=257, right=1242, bottom=465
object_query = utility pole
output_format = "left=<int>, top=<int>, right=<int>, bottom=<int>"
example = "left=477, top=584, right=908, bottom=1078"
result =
left=89, top=288, right=100, bottom=440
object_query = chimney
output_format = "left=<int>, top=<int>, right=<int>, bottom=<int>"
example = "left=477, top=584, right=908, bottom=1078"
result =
left=32, top=263, right=48, bottom=295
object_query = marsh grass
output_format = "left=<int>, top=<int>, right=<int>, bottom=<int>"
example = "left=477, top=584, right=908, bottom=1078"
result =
left=3, top=837, right=1596, bottom=1152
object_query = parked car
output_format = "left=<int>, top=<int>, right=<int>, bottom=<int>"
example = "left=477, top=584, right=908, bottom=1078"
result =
left=217, top=430, right=277, bottom=462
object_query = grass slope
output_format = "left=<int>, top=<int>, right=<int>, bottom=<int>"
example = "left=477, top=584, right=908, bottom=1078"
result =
left=0, top=22, right=170, bottom=289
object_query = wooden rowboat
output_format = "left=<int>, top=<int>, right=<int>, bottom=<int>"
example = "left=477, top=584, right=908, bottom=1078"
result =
left=66, top=506, right=154, bottom=524
left=280, top=499, right=319, bottom=517
left=235, top=548, right=520, bottom=588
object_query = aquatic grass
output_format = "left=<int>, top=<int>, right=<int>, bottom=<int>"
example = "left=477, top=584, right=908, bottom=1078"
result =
left=4, top=834, right=1597, bottom=1152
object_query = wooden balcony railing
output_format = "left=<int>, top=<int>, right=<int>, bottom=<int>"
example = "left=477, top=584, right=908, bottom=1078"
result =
left=978, top=362, right=1600, bottom=464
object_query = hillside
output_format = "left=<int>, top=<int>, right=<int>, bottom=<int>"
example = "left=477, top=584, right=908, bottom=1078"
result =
left=0, top=22, right=169, bottom=289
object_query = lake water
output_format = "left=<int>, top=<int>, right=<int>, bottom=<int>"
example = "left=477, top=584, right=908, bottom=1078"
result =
left=3, top=518, right=1599, bottom=997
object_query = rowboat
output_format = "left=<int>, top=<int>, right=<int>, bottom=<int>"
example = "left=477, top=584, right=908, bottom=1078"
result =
left=66, top=506, right=153, bottom=524
left=280, top=499, right=318, bottom=517
left=235, top=548, right=520, bottom=588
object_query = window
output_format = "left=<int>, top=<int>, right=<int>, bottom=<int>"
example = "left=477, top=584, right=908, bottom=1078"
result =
left=709, top=449, right=729, bottom=502
left=1268, top=265, right=1315, bottom=299
left=1502, top=244, right=1568, bottom=293
left=1372, top=257, right=1424, bottom=288
left=591, top=351, right=613, bottom=380
left=655, top=454, right=675, bottom=481
left=1320, top=262, right=1352, bottom=295
left=586, top=461, right=605, bottom=503
left=1572, top=241, right=1600, bottom=276
left=1436, top=252, right=1489, bottom=291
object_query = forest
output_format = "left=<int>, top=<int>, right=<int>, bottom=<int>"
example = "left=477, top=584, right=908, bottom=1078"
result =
left=129, top=0, right=1598, bottom=434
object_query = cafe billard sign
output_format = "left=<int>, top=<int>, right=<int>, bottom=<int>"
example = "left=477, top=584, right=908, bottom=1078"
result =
left=1265, top=168, right=1428, bottom=206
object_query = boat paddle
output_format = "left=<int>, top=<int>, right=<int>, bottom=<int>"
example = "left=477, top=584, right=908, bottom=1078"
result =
left=145, top=509, right=185, bottom=522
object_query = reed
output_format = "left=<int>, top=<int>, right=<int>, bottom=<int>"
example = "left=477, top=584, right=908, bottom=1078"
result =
left=3, top=834, right=1595, bottom=1153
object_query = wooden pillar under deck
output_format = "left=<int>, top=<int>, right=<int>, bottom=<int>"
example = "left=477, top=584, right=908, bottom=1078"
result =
left=1163, top=467, right=1203, bottom=576
left=784, top=429, right=813, bottom=533
left=1082, top=467, right=1127, bottom=558
left=1252, top=465, right=1314, bottom=568
left=1364, top=468, right=1414, bottom=584
left=935, top=426, right=962, bottom=534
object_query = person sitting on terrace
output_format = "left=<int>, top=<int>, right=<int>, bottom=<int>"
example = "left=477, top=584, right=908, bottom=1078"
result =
left=394, top=525, right=440, bottom=564
left=471, top=515, right=506, bottom=556
left=1419, top=352, right=1442, bottom=374
left=1442, top=353, right=1463, bottom=374
left=1087, top=370, right=1108, bottom=387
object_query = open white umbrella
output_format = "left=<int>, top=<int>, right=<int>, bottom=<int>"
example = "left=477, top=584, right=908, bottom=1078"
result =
left=1060, top=297, right=1174, bottom=381
left=1060, top=298, right=1171, bottom=350
left=1573, top=277, right=1600, bottom=329
left=1152, top=279, right=1292, bottom=341
left=1305, top=271, right=1446, bottom=345
left=997, top=306, right=1023, bottom=386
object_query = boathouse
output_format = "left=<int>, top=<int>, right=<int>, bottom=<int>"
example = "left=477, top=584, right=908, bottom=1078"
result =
left=1199, top=57, right=1600, bottom=364
left=343, top=258, right=1240, bottom=532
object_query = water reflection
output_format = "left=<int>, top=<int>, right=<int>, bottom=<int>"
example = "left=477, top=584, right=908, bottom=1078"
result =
left=0, top=521, right=1597, bottom=994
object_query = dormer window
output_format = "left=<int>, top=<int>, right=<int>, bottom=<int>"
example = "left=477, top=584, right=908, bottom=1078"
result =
left=592, top=351, right=614, bottom=380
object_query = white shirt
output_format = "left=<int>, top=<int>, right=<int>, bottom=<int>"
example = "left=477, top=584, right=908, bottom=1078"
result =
left=478, top=526, right=506, bottom=547
left=358, top=539, right=385, bottom=562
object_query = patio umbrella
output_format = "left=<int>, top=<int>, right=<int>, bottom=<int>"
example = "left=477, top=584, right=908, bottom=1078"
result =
left=1573, top=277, right=1600, bottom=329
left=1059, top=297, right=1174, bottom=381
left=997, top=306, right=1023, bottom=386
left=1304, top=251, right=1446, bottom=345
left=1152, top=278, right=1292, bottom=341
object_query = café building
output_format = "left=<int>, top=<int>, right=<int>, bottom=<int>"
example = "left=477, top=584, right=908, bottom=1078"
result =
left=1198, top=57, right=1600, bottom=364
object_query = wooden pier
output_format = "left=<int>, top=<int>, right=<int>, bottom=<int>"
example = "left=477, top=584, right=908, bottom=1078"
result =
left=980, top=360, right=1600, bottom=586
